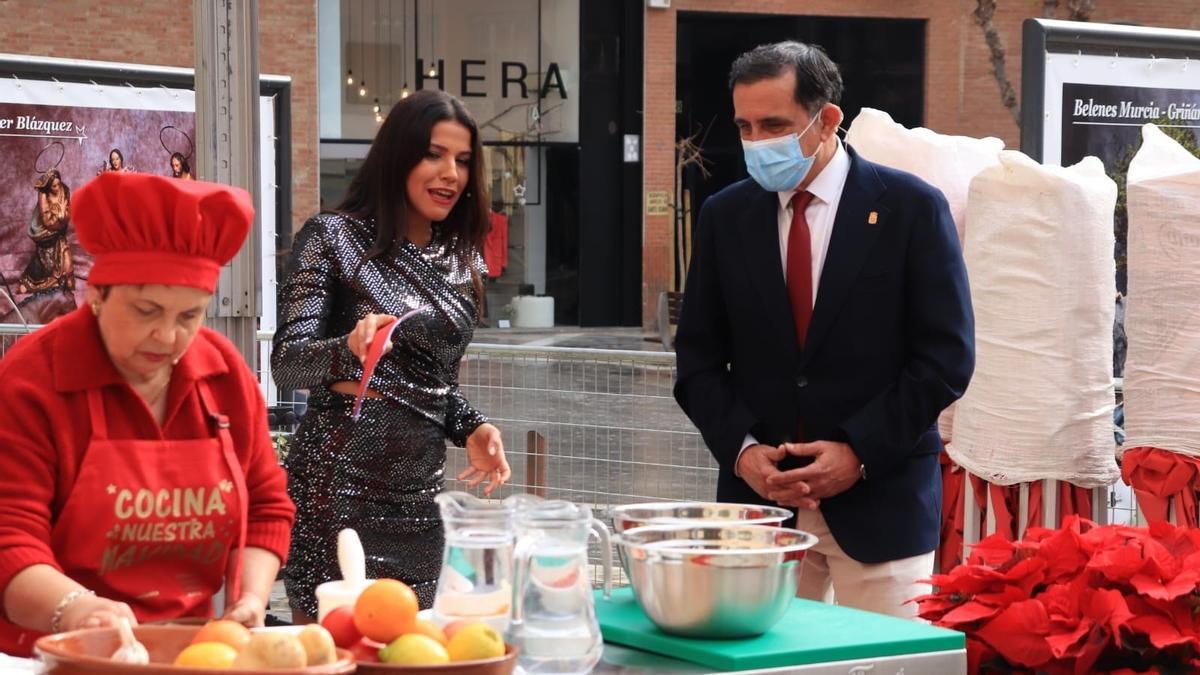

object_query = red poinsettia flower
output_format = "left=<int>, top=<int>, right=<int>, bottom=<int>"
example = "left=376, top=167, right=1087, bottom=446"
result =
left=1125, top=613, right=1197, bottom=650
left=1033, top=523, right=1090, bottom=583
left=975, top=599, right=1054, bottom=667
left=969, top=532, right=1020, bottom=565
left=919, top=516, right=1200, bottom=674
left=1086, top=541, right=1148, bottom=583
left=1129, top=567, right=1200, bottom=601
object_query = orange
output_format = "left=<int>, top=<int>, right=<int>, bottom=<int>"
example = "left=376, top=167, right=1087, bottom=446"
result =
left=408, top=618, right=447, bottom=645
left=174, top=641, right=238, bottom=668
left=353, top=578, right=419, bottom=643
left=191, top=619, right=251, bottom=651
left=446, top=623, right=505, bottom=662
left=379, top=633, right=450, bottom=665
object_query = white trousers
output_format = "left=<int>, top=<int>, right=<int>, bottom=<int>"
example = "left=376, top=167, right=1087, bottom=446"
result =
left=793, top=507, right=934, bottom=619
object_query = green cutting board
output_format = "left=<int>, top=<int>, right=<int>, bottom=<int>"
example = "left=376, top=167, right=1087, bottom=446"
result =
left=596, top=588, right=964, bottom=671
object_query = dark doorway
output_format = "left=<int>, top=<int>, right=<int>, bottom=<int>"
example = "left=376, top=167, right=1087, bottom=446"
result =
left=545, top=145, right=581, bottom=325
left=676, top=13, right=926, bottom=220
left=576, top=0, right=644, bottom=326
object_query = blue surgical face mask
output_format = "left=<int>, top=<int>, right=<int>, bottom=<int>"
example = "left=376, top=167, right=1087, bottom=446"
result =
left=741, top=114, right=821, bottom=193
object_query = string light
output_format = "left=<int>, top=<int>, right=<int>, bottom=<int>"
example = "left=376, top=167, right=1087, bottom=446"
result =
left=345, top=0, right=354, bottom=86
left=372, top=98, right=381, bottom=114
left=356, top=0, right=366, bottom=95
left=427, top=1, right=437, bottom=79
left=400, top=0, right=409, bottom=100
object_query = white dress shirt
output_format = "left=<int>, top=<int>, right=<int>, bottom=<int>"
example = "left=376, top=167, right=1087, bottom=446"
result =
left=777, top=140, right=851, bottom=298
left=738, top=140, right=852, bottom=471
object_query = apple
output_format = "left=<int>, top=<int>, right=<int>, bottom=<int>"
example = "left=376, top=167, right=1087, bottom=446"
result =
left=320, top=606, right=363, bottom=649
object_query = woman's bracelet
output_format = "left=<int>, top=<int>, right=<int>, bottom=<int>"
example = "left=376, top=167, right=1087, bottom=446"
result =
left=49, top=588, right=95, bottom=633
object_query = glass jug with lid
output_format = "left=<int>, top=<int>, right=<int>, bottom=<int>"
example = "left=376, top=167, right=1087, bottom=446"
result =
left=432, top=491, right=516, bottom=633
left=509, top=499, right=613, bottom=674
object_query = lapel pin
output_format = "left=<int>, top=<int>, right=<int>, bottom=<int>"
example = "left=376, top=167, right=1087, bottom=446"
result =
left=867, top=211, right=878, bottom=225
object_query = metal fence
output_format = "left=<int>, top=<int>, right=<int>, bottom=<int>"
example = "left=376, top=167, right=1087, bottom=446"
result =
left=450, top=344, right=716, bottom=506
left=447, top=344, right=716, bottom=587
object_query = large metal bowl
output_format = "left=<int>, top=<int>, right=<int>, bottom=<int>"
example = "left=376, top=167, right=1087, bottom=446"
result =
left=615, top=524, right=817, bottom=639
left=609, top=502, right=792, bottom=534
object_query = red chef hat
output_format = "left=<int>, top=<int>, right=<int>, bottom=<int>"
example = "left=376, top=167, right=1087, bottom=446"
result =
left=74, top=172, right=254, bottom=293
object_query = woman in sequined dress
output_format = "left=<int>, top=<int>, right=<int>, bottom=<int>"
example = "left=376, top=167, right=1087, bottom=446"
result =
left=272, top=90, right=511, bottom=620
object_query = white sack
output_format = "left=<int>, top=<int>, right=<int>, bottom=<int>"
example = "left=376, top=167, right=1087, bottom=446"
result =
left=845, top=107, right=1005, bottom=444
left=1123, top=124, right=1200, bottom=457
left=948, top=151, right=1118, bottom=487
left=846, top=107, right=1004, bottom=243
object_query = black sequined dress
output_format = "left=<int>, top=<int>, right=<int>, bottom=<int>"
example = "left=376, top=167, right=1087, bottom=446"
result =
left=271, top=213, right=487, bottom=616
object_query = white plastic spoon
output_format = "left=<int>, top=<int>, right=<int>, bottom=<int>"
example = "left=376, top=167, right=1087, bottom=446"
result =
left=338, top=528, right=366, bottom=586
left=315, top=529, right=371, bottom=621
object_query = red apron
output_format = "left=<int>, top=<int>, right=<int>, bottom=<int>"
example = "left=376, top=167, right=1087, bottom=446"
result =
left=0, top=380, right=248, bottom=656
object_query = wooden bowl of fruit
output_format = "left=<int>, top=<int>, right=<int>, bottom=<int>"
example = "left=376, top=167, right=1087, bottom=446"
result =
left=353, top=644, right=517, bottom=675
left=321, top=579, right=515, bottom=674
left=35, top=620, right=355, bottom=674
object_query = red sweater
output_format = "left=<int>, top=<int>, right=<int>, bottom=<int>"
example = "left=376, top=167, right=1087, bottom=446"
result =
left=0, top=307, right=295, bottom=599
left=484, top=210, right=509, bottom=279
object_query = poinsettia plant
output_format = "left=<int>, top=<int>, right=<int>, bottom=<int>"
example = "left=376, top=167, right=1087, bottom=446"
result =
left=916, top=516, right=1200, bottom=674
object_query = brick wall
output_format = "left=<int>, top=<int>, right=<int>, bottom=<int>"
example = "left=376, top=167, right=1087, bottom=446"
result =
left=643, top=0, right=1200, bottom=326
left=0, top=0, right=319, bottom=236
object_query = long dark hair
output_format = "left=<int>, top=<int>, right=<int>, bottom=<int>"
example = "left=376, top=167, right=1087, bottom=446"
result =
left=336, top=90, right=489, bottom=261
left=170, top=152, right=191, bottom=177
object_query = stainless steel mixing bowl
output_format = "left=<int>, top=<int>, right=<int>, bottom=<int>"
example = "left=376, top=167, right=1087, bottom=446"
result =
left=615, top=524, right=817, bottom=638
left=609, top=502, right=793, bottom=534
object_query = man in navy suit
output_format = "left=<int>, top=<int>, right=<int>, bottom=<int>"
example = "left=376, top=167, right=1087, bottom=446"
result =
left=674, top=41, right=975, bottom=617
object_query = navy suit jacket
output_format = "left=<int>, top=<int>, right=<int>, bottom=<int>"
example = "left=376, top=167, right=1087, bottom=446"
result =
left=673, top=146, right=975, bottom=564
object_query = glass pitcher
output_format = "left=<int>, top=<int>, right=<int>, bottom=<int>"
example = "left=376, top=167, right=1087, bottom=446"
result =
left=509, top=499, right=613, bottom=675
left=432, top=491, right=516, bottom=633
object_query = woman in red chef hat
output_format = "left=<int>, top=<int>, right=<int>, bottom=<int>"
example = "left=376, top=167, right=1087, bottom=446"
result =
left=0, top=172, right=294, bottom=656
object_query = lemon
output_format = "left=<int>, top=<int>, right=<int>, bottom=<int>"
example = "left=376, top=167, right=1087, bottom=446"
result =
left=173, top=641, right=238, bottom=668
left=378, top=633, right=450, bottom=665
left=446, top=623, right=505, bottom=662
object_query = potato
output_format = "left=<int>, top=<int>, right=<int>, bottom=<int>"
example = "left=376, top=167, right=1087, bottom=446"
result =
left=298, top=624, right=338, bottom=666
left=232, top=632, right=307, bottom=669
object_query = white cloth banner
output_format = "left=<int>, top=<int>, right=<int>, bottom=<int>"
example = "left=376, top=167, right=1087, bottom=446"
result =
left=845, top=107, right=1004, bottom=443
left=949, top=151, right=1118, bottom=487
left=1122, top=124, right=1200, bottom=458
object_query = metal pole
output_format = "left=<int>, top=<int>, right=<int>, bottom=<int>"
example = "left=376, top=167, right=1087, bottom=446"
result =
left=962, top=470, right=979, bottom=563
left=525, top=430, right=548, bottom=497
left=1091, top=486, right=1108, bottom=525
left=194, top=0, right=262, bottom=366
left=1041, top=478, right=1059, bottom=529
left=1017, top=482, right=1030, bottom=539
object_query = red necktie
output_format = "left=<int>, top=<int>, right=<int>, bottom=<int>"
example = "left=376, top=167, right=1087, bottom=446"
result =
left=787, top=191, right=815, bottom=348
